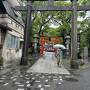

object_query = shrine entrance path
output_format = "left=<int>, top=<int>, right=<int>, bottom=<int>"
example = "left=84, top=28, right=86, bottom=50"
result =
left=27, top=52, right=70, bottom=75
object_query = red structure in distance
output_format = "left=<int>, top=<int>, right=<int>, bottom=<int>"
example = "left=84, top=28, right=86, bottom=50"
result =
left=39, top=36, right=63, bottom=55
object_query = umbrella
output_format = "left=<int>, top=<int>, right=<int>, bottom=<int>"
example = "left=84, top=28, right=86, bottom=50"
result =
left=53, top=44, right=66, bottom=49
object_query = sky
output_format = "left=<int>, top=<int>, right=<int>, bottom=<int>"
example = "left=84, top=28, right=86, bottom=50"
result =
left=50, top=11, right=90, bottom=28
left=78, top=11, right=90, bottom=21
left=86, top=11, right=90, bottom=17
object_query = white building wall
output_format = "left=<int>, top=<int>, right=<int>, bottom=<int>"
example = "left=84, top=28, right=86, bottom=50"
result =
left=2, top=30, right=23, bottom=67
left=0, top=15, right=24, bottom=67
left=0, top=14, right=24, bottom=36
left=0, top=0, right=24, bottom=67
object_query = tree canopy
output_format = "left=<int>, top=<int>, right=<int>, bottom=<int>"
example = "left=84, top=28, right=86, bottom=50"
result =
left=21, top=0, right=90, bottom=51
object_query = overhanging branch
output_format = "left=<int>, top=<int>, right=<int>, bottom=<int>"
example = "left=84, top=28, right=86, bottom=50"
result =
left=38, top=15, right=53, bottom=35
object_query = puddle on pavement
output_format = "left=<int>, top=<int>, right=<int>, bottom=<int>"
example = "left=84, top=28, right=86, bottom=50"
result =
left=64, top=77, right=79, bottom=82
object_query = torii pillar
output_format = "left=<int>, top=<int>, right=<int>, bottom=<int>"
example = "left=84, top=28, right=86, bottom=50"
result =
left=71, top=0, right=79, bottom=69
left=20, top=0, right=32, bottom=65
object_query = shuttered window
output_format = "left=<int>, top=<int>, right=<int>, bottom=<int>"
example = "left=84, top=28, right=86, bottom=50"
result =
left=6, top=34, right=19, bottom=49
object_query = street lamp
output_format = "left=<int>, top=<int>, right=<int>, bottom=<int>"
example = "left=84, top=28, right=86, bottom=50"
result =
left=65, top=35, right=71, bottom=50
left=33, top=33, right=39, bottom=55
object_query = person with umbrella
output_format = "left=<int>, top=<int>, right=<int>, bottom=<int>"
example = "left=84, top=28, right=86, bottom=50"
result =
left=53, top=44, right=66, bottom=67
left=56, top=48, right=61, bottom=67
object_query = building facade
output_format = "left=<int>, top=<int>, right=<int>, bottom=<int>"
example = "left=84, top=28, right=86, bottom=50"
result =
left=0, top=0, right=24, bottom=67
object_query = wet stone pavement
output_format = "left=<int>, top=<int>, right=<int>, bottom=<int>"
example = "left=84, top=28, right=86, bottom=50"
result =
left=0, top=52, right=71, bottom=90
left=1, top=63, right=90, bottom=90
left=0, top=66, right=72, bottom=90
left=3, top=52, right=90, bottom=90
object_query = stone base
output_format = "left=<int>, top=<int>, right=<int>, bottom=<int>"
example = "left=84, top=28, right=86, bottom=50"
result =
left=20, top=57, right=28, bottom=65
left=70, top=60, right=79, bottom=69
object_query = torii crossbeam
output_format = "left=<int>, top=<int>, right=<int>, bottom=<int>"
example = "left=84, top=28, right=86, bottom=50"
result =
left=15, top=5, right=90, bottom=11
left=14, top=0, right=90, bottom=69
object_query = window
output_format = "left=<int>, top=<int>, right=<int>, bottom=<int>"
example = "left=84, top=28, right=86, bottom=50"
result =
left=6, top=34, right=19, bottom=49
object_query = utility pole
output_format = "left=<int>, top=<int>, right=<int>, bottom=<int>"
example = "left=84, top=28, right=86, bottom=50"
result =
left=71, top=0, right=79, bottom=69
left=20, top=0, right=32, bottom=65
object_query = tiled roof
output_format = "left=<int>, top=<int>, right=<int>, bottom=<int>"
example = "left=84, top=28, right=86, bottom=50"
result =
left=2, top=1, right=24, bottom=27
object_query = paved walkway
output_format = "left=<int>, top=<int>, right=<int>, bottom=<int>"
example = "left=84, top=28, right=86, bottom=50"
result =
left=27, top=52, right=70, bottom=75
left=0, top=52, right=71, bottom=90
left=1, top=53, right=90, bottom=90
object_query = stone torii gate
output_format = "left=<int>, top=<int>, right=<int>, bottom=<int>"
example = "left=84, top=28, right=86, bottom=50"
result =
left=14, top=0, right=90, bottom=68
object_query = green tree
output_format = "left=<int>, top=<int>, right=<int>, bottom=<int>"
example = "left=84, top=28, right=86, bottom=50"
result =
left=77, top=0, right=90, bottom=56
